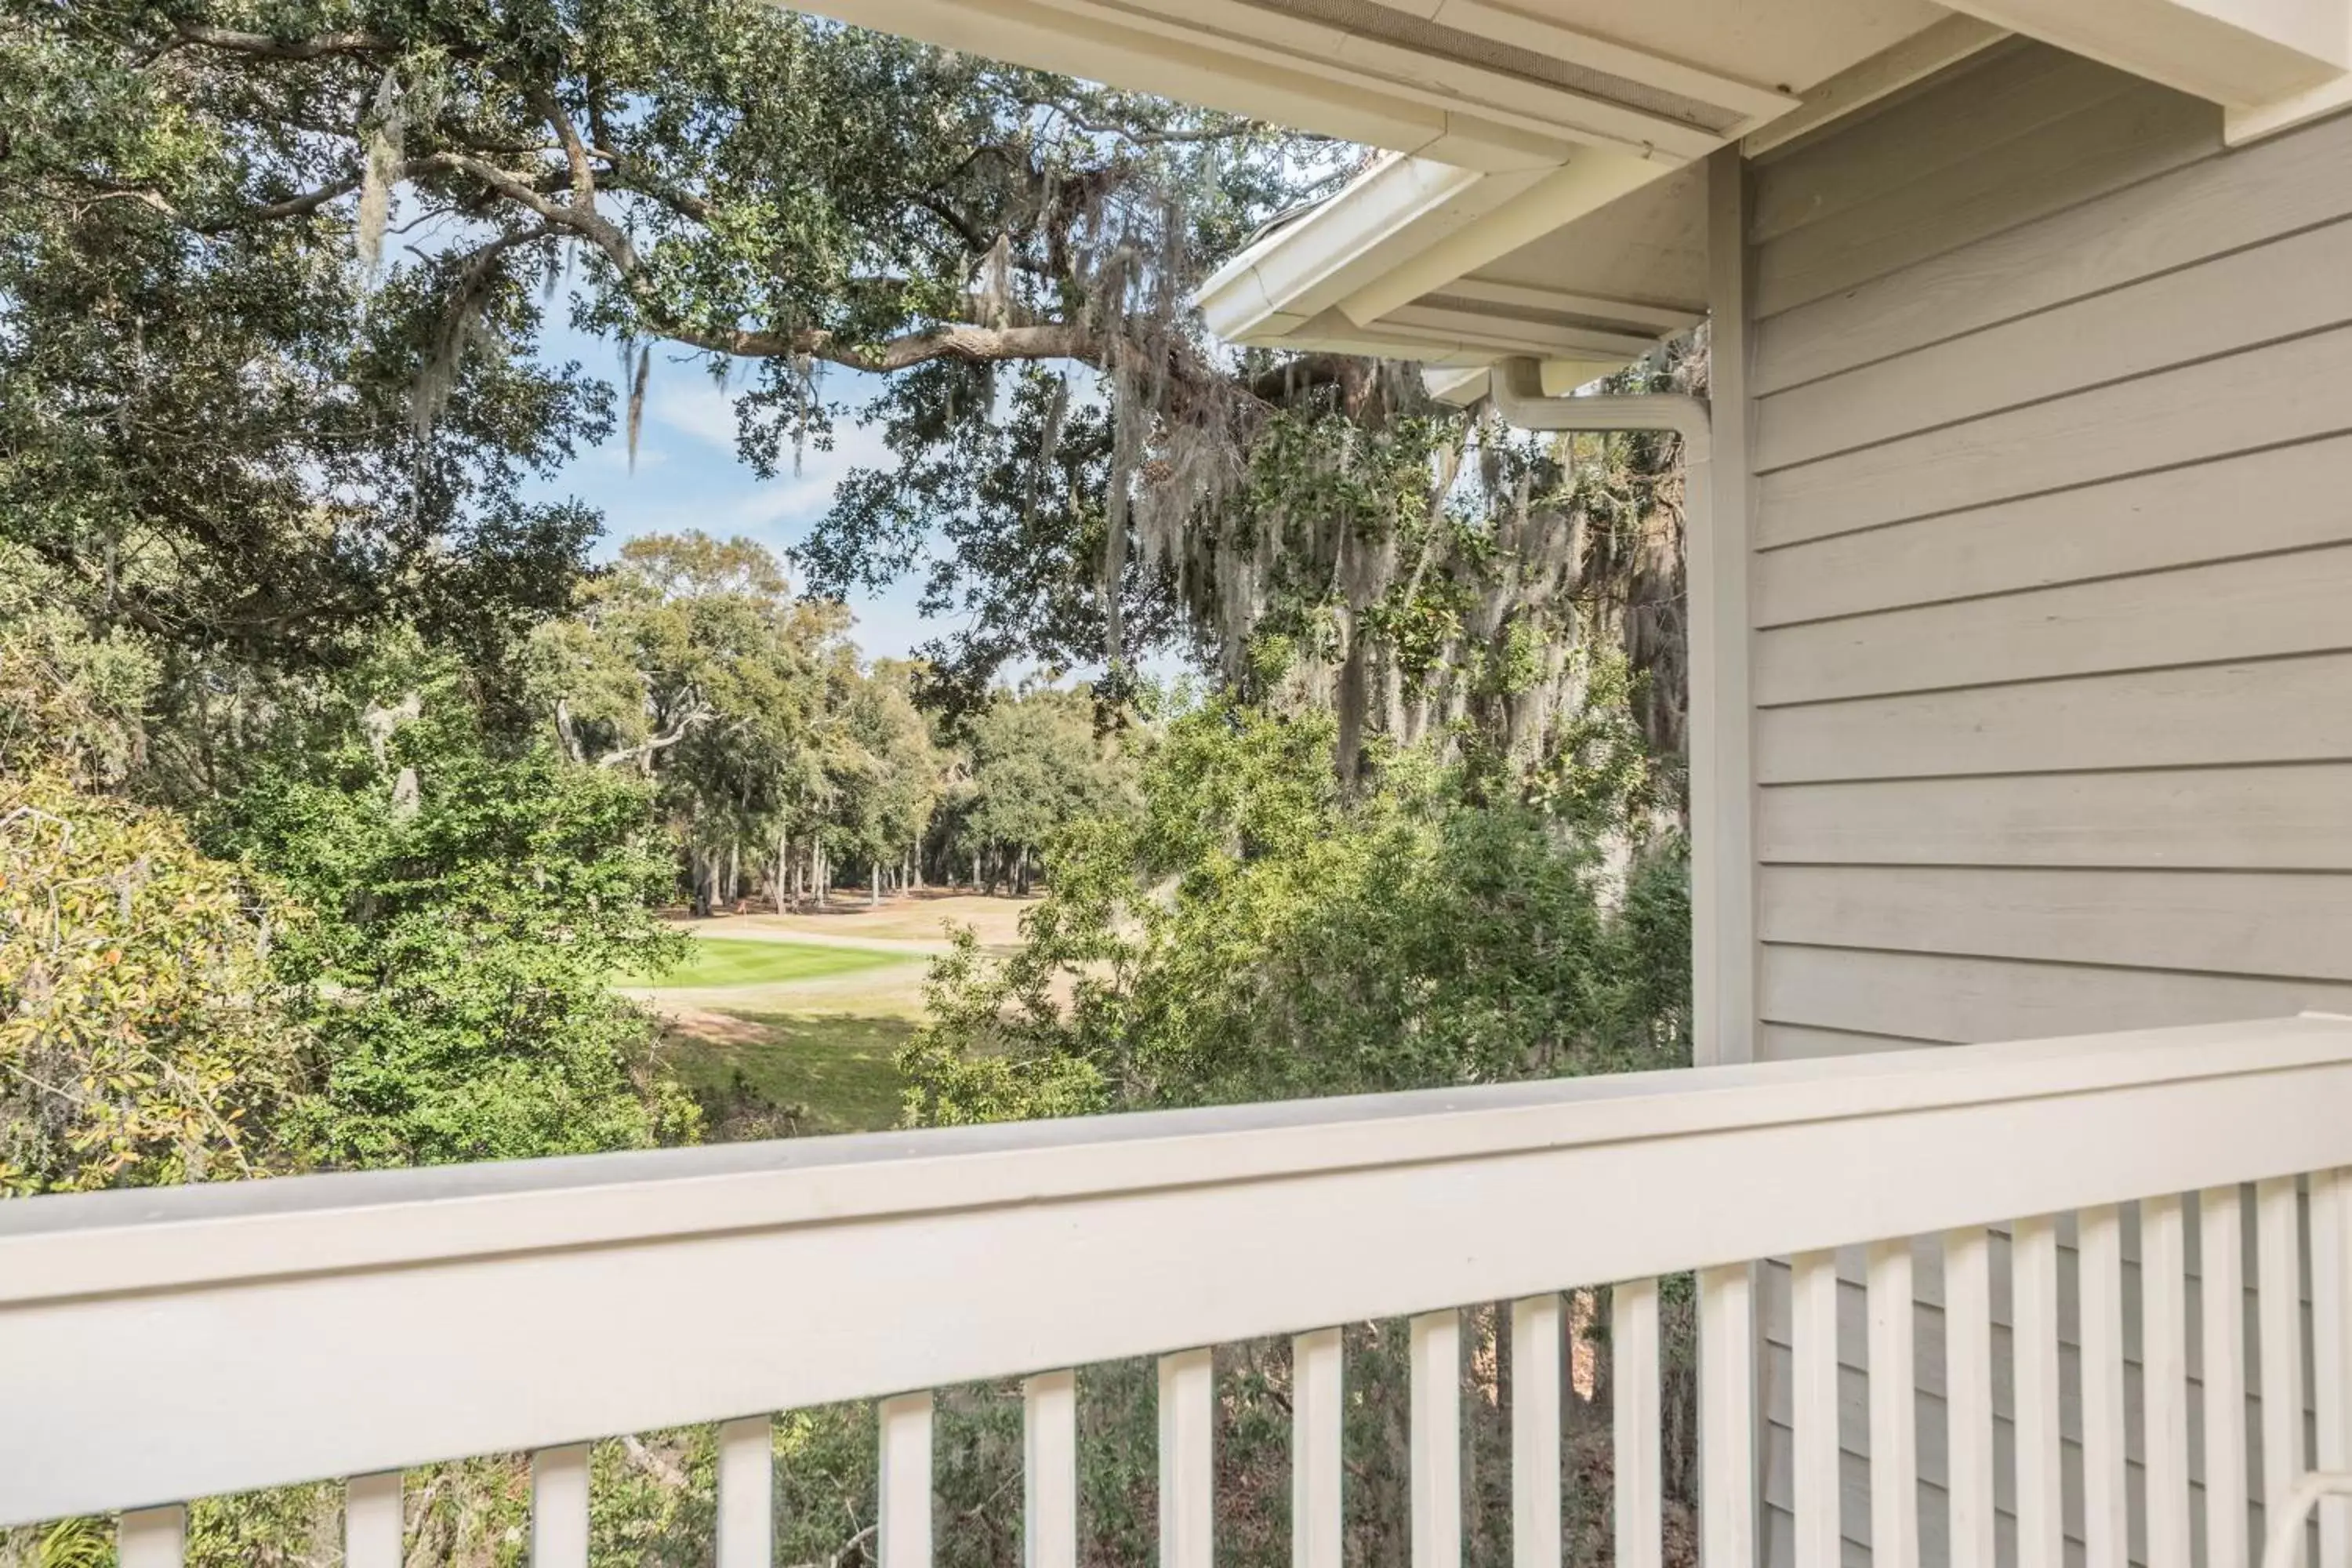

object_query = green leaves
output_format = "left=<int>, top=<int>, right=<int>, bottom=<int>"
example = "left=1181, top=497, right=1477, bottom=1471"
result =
left=214, top=688, right=699, bottom=1167
left=903, top=702, right=1690, bottom=1127
left=0, top=770, right=307, bottom=1195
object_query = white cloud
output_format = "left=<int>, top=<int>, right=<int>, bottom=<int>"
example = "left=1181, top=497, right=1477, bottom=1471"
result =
left=648, top=376, right=741, bottom=450
left=734, top=419, right=897, bottom=524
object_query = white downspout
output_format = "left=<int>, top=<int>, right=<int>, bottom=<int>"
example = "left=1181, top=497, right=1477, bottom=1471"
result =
left=1485, top=355, right=1711, bottom=459
left=1484, top=348, right=1719, bottom=1031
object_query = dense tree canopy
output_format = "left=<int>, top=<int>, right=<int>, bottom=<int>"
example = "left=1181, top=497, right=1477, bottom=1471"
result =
left=0, top=0, right=1356, bottom=692
left=906, top=701, right=1687, bottom=1123
left=1, top=7, right=1702, bottom=1562
left=3, top=0, right=1690, bottom=758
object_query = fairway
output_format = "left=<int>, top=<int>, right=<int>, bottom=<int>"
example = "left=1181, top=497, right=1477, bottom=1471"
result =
left=626, top=936, right=915, bottom=989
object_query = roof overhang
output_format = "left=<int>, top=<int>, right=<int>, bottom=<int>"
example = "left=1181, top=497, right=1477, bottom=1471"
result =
left=786, top=0, right=2352, bottom=383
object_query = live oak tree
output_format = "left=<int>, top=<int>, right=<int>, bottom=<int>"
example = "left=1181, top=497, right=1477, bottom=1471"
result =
left=3, top=0, right=1330, bottom=662
left=7, top=0, right=1692, bottom=786
left=0, top=7, right=610, bottom=677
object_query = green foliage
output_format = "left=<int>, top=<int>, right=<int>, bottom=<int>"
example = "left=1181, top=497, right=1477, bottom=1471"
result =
left=906, top=702, right=1687, bottom=1125
left=0, top=5, right=608, bottom=674
left=212, top=694, right=698, bottom=1167
left=529, top=532, right=949, bottom=911
left=946, top=686, right=1138, bottom=888
left=901, top=702, right=1692, bottom=1568
left=0, top=568, right=163, bottom=790
left=2, top=0, right=1342, bottom=701
left=0, top=770, right=307, bottom=1196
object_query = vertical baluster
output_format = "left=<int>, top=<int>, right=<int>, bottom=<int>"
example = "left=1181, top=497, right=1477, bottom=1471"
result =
left=2312, top=1172, right=2350, bottom=1568
left=1411, top=1309, right=1462, bottom=1568
left=2259, top=1176, right=2307, bottom=1568
left=532, top=1443, right=592, bottom=1568
left=1025, top=1371, right=1078, bottom=1568
left=2205, top=1186, right=2253, bottom=1568
left=717, top=1416, right=774, bottom=1568
left=2305, top=1171, right=2343, bottom=1568
left=1511, top=1296, right=1562, bottom=1568
left=1944, top=1229, right=1995, bottom=1568
left=1294, top=1329, right=1345, bottom=1568
left=2146, top=1195, right=2194, bottom=1568
left=1160, top=1349, right=1214, bottom=1568
left=1614, top=1277, right=1664, bottom=1568
left=118, top=1505, right=185, bottom=1568
left=347, top=1471, right=404, bottom=1568
left=2014, top=1214, right=2064, bottom=1568
left=1698, top=1263, right=1755, bottom=1568
left=880, top=1392, right=935, bottom=1568
left=1868, top=1238, right=1920, bottom=1568
left=1791, top=1250, right=1842, bottom=1568
left=2081, top=1205, right=2129, bottom=1568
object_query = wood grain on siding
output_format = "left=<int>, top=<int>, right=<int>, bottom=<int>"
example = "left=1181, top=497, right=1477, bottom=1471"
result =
left=1753, top=546, right=2352, bottom=705
left=1759, top=866, right=2352, bottom=982
left=1753, top=435, right=2352, bottom=628
left=1754, top=216, right=2352, bottom=473
left=1756, top=767, right=2352, bottom=870
left=1751, top=84, right=2216, bottom=318
left=1756, top=322, right=2352, bottom=548
left=1753, top=101, right=2352, bottom=395
left=1755, top=1023, right=1948, bottom=1059
left=1755, top=652, right=2352, bottom=784
left=1757, top=946, right=2352, bottom=1044
left=1748, top=45, right=2113, bottom=246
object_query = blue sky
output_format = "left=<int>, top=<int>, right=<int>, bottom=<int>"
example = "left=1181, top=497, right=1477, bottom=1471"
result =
left=527, top=317, right=935, bottom=659
left=522, top=317, right=1188, bottom=687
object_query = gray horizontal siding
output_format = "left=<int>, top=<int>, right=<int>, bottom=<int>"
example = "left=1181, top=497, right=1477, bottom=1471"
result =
left=1738, top=39, right=2352, bottom=1566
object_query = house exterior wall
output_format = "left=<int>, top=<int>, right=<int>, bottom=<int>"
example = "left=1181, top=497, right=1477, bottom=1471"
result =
left=1733, top=39, right=2352, bottom=1566
left=1744, top=38, right=2352, bottom=1057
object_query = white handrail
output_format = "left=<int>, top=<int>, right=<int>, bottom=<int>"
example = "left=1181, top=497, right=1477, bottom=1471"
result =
left=5, top=1013, right=2351, bottom=1526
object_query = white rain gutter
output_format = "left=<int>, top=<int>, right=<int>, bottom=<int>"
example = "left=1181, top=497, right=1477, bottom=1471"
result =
left=1486, top=355, right=1709, bottom=459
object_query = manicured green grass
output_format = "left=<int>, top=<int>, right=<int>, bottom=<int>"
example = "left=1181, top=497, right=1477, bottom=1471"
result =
left=624, top=936, right=913, bottom=989
left=663, top=1012, right=916, bottom=1134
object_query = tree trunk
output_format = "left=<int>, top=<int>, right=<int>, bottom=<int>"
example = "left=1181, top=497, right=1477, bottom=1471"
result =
left=871, top=864, right=881, bottom=907
left=972, top=849, right=982, bottom=893
left=1014, top=842, right=1029, bottom=896
left=774, top=837, right=789, bottom=914
left=815, top=839, right=828, bottom=907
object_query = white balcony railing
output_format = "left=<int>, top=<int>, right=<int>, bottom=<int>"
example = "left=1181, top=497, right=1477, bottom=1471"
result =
left=7, top=1014, right=2352, bottom=1567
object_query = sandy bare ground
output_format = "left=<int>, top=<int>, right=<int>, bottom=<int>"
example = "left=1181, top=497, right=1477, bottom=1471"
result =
left=665, top=891, right=1037, bottom=950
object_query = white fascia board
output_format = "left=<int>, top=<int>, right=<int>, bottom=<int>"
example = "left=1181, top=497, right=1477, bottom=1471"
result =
left=1336, top=145, right=1679, bottom=325
left=1199, top=145, right=1690, bottom=368
left=1196, top=156, right=1548, bottom=344
left=1276, top=326, right=1501, bottom=368
left=1423, top=365, right=1493, bottom=405
left=1940, top=0, right=2350, bottom=107
left=2228, top=71, right=2352, bottom=136
left=1281, top=316, right=1644, bottom=383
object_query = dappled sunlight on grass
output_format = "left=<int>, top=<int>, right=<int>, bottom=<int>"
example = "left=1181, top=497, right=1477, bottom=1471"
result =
left=659, top=1011, right=915, bottom=1135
